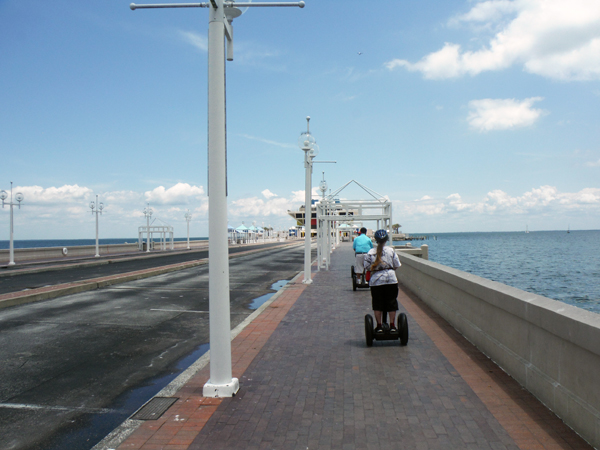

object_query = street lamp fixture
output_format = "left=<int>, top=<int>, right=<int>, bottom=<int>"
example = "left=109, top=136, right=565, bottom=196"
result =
left=89, top=195, right=104, bottom=258
left=143, top=203, right=153, bottom=253
left=0, top=182, right=24, bottom=266
left=319, top=172, right=327, bottom=199
left=131, top=0, right=305, bottom=399
left=184, top=210, right=192, bottom=250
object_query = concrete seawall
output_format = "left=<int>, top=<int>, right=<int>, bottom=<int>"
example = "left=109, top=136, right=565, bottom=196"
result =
left=395, top=251, right=600, bottom=448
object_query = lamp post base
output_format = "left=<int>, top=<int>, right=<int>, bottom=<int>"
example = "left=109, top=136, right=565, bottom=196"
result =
left=203, top=378, right=240, bottom=398
left=8, top=262, right=15, bottom=266
left=302, top=278, right=313, bottom=285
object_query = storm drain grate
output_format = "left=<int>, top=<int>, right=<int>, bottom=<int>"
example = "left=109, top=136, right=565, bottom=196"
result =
left=131, top=397, right=178, bottom=420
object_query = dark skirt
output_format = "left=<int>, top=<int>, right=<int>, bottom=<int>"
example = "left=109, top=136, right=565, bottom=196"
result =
left=370, top=283, right=399, bottom=312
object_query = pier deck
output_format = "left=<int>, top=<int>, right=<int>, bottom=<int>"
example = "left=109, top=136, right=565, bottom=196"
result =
left=107, top=242, right=590, bottom=450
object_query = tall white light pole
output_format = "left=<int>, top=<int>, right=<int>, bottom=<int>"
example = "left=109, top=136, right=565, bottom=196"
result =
left=185, top=210, right=192, bottom=249
left=131, top=0, right=305, bottom=398
left=298, top=116, right=318, bottom=284
left=0, top=182, right=24, bottom=266
left=89, top=195, right=104, bottom=258
left=143, top=203, right=153, bottom=253
left=297, top=119, right=336, bottom=284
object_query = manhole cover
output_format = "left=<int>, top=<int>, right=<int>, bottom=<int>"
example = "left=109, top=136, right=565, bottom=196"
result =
left=131, top=397, right=178, bottom=420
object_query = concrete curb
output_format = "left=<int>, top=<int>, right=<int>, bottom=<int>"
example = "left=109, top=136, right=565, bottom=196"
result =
left=0, top=245, right=207, bottom=276
left=0, top=242, right=303, bottom=310
left=0, top=240, right=298, bottom=277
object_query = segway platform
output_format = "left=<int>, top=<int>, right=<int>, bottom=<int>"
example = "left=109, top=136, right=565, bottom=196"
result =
left=364, top=312, right=409, bottom=347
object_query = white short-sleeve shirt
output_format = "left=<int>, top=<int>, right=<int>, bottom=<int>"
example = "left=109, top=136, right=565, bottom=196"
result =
left=364, top=246, right=401, bottom=286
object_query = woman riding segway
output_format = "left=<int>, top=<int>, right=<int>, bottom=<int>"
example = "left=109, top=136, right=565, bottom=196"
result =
left=364, top=229, right=401, bottom=334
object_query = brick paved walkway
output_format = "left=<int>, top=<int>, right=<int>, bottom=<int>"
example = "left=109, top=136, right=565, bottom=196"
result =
left=116, top=243, right=591, bottom=450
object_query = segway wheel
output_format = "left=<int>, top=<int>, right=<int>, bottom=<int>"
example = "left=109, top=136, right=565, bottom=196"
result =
left=365, top=314, right=374, bottom=347
left=351, top=265, right=355, bottom=278
left=352, top=276, right=357, bottom=291
left=398, top=313, right=409, bottom=346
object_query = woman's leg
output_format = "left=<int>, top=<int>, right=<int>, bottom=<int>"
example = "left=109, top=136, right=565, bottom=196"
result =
left=388, top=283, right=399, bottom=329
left=374, top=310, right=383, bottom=326
left=389, top=311, right=396, bottom=327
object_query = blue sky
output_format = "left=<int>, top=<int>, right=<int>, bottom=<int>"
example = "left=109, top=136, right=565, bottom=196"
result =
left=1, top=0, right=599, bottom=239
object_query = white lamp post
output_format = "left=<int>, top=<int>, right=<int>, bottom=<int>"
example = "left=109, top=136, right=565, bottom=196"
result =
left=298, top=116, right=319, bottom=284
left=185, top=210, right=192, bottom=249
left=89, top=195, right=104, bottom=258
left=131, top=0, right=305, bottom=398
left=143, top=203, right=153, bottom=253
left=0, top=182, right=24, bottom=266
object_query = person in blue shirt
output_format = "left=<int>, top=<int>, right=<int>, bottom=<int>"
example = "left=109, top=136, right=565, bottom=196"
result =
left=353, top=227, right=373, bottom=274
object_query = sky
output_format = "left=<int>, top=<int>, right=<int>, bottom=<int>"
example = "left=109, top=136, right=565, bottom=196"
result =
left=1, top=0, right=599, bottom=239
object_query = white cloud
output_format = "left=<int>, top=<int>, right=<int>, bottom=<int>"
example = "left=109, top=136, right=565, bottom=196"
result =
left=560, top=187, right=600, bottom=205
left=262, top=189, right=277, bottom=199
left=585, top=158, right=600, bottom=167
left=103, top=190, right=143, bottom=205
left=291, top=190, right=306, bottom=203
left=229, top=187, right=322, bottom=225
left=467, top=97, right=546, bottom=131
left=450, top=0, right=520, bottom=25
left=15, top=184, right=93, bottom=204
left=447, top=193, right=473, bottom=211
left=6, top=183, right=599, bottom=238
left=386, top=0, right=600, bottom=81
left=399, top=186, right=600, bottom=220
left=230, top=196, right=291, bottom=218
left=233, top=41, right=282, bottom=68
left=178, top=30, right=208, bottom=52
left=240, top=134, right=296, bottom=149
left=289, top=188, right=320, bottom=204
left=177, top=31, right=282, bottom=69
left=144, top=182, right=205, bottom=205
left=0, top=183, right=211, bottom=240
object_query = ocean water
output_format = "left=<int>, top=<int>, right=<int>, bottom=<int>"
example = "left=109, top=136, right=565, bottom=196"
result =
left=397, top=230, right=600, bottom=313
left=0, top=237, right=207, bottom=250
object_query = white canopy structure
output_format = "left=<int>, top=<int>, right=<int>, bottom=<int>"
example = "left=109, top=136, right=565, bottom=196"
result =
left=248, top=224, right=258, bottom=243
left=138, top=223, right=174, bottom=251
left=316, top=180, right=392, bottom=271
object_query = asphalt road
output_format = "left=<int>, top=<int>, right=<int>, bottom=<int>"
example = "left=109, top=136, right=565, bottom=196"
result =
left=0, top=241, right=291, bottom=295
left=0, top=243, right=309, bottom=450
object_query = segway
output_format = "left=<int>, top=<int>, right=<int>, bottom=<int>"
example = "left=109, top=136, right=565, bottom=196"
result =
left=365, top=311, right=409, bottom=346
left=351, top=265, right=370, bottom=291
left=351, top=253, right=369, bottom=291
